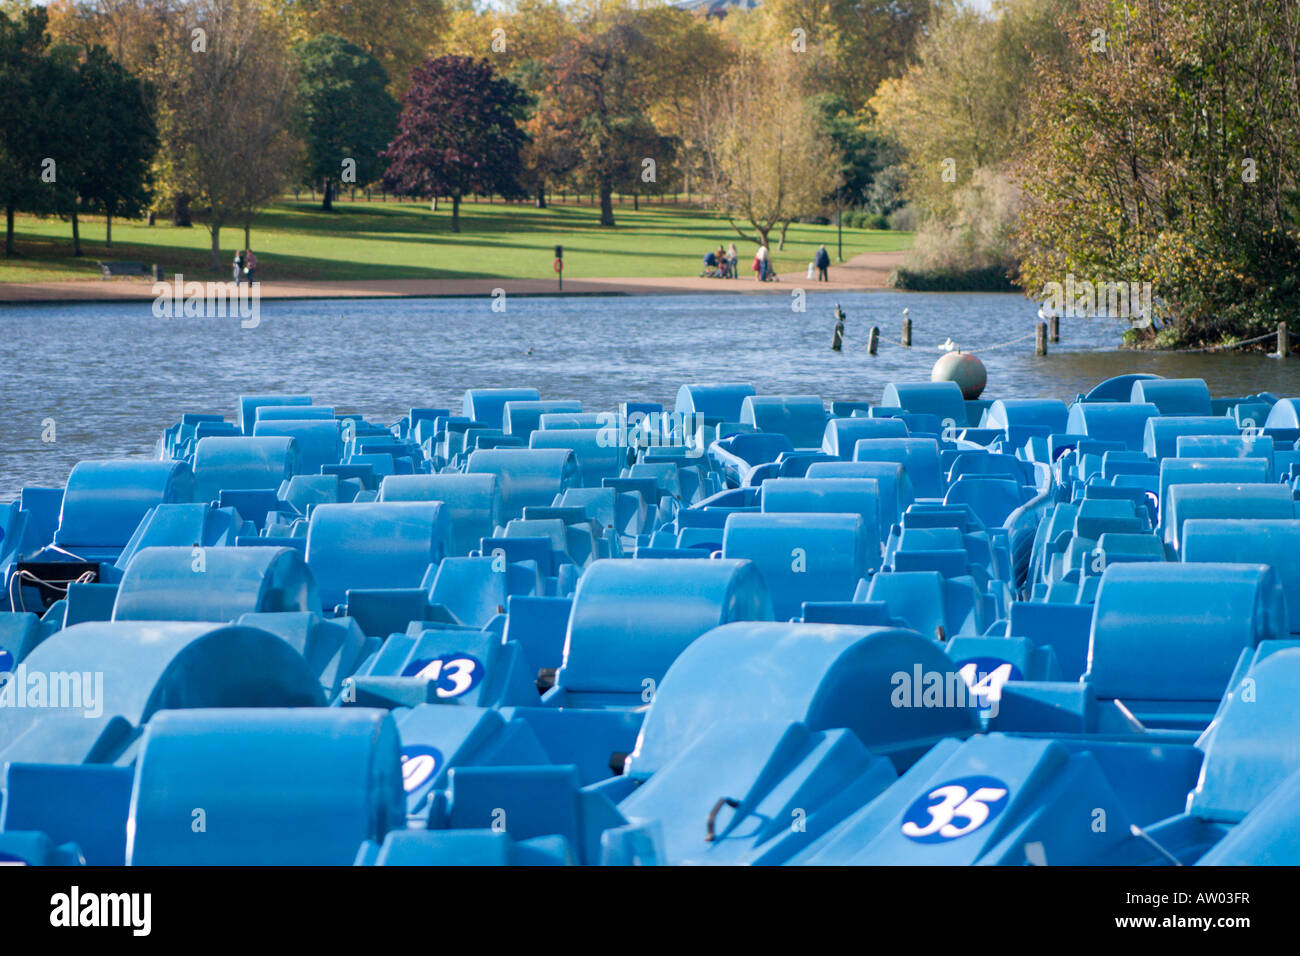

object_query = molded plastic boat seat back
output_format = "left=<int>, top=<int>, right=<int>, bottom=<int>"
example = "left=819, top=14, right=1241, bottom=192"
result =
left=128, top=708, right=403, bottom=865
left=853, top=438, right=943, bottom=498
left=1181, top=519, right=1300, bottom=633
left=740, top=396, right=827, bottom=449
left=252, top=419, right=342, bottom=475
left=501, top=400, right=583, bottom=441
left=113, top=545, right=320, bottom=622
left=1187, top=649, right=1300, bottom=824
left=880, top=382, right=967, bottom=428
left=821, top=417, right=908, bottom=459
left=529, top=429, right=630, bottom=488
left=238, top=395, right=311, bottom=435
left=723, top=513, right=868, bottom=620
left=378, top=473, right=503, bottom=556
left=465, top=448, right=580, bottom=519
left=1157, top=459, right=1270, bottom=535
left=1162, top=481, right=1292, bottom=553
left=675, top=383, right=756, bottom=422
left=1087, top=563, right=1285, bottom=702
left=192, top=436, right=298, bottom=502
left=806, top=461, right=914, bottom=535
left=54, top=460, right=196, bottom=551
left=305, top=502, right=451, bottom=609
left=760, top=478, right=882, bottom=570
left=0, top=621, right=324, bottom=756
left=943, top=477, right=1024, bottom=529
left=1130, top=378, right=1212, bottom=416
left=981, top=399, right=1069, bottom=437
left=1143, top=416, right=1239, bottom=460
left=463, top=388, right=542, bottom=430
left=1066, top=403, right=1160, bottom=452
left=555, top=558, right=772, bottom=700
left=627, top=622, right=978, bottom=778
left=1197, top=765, right=1300, bottom=864
left=255, top=405, right=335, bottom=424
left=1176, top=434, right=1275, bottom=476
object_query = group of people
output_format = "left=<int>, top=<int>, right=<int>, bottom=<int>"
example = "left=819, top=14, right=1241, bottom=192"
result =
left=700, top=242, right=832, bottom=283
left=232, top=249, right=259, bottom=285
left=702, top=243, right=740, bottom=279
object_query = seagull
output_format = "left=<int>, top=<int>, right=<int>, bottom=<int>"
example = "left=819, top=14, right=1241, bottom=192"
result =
left=938, top=338, right=957, bottom=352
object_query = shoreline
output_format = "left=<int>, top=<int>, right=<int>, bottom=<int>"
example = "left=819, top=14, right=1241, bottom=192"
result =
left=0, top=251, right=910, bottom=304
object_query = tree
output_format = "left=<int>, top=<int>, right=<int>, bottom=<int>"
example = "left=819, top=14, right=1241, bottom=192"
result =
left=1016, top=0, right=1300, bottom=346
left=153, top=0, right=300, bottom=268
left=696, top=53, right=837, bottom=249
left=531, top=15, right=664, bottom=227
left=0, top=6, right=58, bottom=256
left=382, top=55, right=529, bottom=233
left=71, top=45, right=157, bottom=248
left=743, top=0, right=938, bottom=112
left=295, top=34, right=398, bottom=211
left=269, top=0, right=448, bottom=95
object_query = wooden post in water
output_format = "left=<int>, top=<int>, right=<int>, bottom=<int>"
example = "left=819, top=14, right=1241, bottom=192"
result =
left=1036, top=322, right=1048, bottom=355
left=1049, top=313, right=1060, bottom=343
left=902, top=315, right=912, bottom=347
left=868, top=326, right=880, bottom=355
left=1279, top=322, right=1289, bottom=358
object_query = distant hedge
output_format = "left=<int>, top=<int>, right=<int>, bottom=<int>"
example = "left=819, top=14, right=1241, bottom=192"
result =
left=887, top=265, right=1019, bottom=292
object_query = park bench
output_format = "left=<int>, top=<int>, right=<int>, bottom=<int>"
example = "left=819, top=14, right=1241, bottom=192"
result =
left=98, top=260, right=151, bottom=279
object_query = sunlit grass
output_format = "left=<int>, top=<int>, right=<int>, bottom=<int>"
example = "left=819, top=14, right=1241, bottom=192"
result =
left=0, top=198, right=912, bottom=283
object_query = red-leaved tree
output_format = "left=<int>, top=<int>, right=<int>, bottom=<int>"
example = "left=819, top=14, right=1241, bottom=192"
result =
left=381, top=55, right=529, bottom=232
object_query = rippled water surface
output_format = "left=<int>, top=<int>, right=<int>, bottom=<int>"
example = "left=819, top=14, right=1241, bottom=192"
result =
left=4, top=290, right=1300, bottom=500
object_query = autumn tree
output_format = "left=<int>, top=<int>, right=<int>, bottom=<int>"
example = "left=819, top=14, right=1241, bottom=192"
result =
left=1016, top=0, right=1300, bottom=346
left=153, top=0, right=300, bottom=267
left=269, top=0, right=448, bottom=94
left=382, top=55, right=529, bottom=233
left=531, top=13, right=666, bottom=227
left=696, top=53, right=837, bottom=248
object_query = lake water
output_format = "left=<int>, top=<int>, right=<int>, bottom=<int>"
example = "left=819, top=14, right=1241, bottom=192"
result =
left=4, top=290, right=1299, bottom=501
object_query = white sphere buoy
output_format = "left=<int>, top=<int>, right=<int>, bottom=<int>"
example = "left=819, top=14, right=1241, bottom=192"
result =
left=932, top=349, right=987, bottom=399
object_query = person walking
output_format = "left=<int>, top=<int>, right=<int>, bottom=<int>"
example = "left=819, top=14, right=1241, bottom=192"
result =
left=815, top=244, right=831, bottom=282
left=244, top=249, right=258, bottom=283
left=727, top=243, right=738, bottom=280
left=233, top=250, right=244, bottom=286
left=756, top=243, right=770, bottom=281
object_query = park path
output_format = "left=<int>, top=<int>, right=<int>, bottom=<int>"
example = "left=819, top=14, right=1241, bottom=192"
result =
left=0, top=249, right=904, bottom=303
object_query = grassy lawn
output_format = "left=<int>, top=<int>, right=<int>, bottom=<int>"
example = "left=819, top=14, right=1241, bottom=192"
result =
left=0, top=198, right=912, bottom=283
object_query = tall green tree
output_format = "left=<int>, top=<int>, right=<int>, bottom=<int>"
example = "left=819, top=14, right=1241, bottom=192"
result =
left=295, top=34, right=399, bottom=211
left=0, top=6, right=61, bottom=256
left=71, top=44, right=157, bottom=249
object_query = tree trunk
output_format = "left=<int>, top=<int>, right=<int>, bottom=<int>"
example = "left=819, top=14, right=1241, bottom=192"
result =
left=633, top=190, right=639, bottom=212
left=451, top=194, right=461, bottom=233
left=777, top=220, right=791, bottom=250
left=172, top=192, right=192, bottom=227
left=599, top=180, right=615, bottom=227
left=243, top=222, right=251, bottom=252
left=322, top=178, right=333, bottom=212
left=209, top=224, right=221, bottom=271
left=5, top=205, right=14, bottom=257
left=535, top=187, right=546, bottom=209
left=72, top=211, right=81, bottom=256
left=106, top=214, right=113, bottom=249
